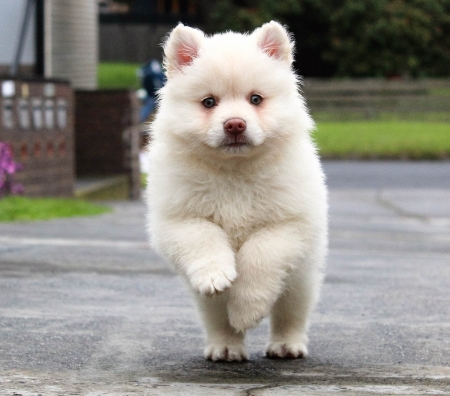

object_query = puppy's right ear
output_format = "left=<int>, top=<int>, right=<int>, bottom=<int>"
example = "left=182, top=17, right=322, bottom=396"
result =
left=252, top=21, right=294, bottom=65
left=163, top=23, right=204, bottom=78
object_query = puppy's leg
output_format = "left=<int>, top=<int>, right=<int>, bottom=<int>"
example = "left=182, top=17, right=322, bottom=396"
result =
left=265, top=267, right=323, bottom=359
left=227, top=222, right=314, bottom=332
left=152, top=219, right=236, bottom=296
left=195, top=294, right=248, bottom=362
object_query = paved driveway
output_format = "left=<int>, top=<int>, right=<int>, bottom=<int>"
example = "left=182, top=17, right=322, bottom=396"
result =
left=0, top=161, right=449, bottom=395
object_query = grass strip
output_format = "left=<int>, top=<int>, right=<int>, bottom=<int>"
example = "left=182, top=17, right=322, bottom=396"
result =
left=0, top=196, right=112, bottom=222
left=314, top=121, right=450, bottom=160
left=98, top=62, right=141, bottom=90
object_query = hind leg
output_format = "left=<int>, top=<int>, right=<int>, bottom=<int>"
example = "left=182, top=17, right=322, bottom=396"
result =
left=194, top=293, right=248, bottom=362
left=266, top=267, right=323, bottom=359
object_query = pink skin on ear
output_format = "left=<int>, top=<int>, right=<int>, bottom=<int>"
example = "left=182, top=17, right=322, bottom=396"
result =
left=254, top=22, right=293, bottom=64
left=259, top=35, right=280, bottom=59
left=259, top=31, right=281, bottom=58
left=176, top=41, right=199, bottom=68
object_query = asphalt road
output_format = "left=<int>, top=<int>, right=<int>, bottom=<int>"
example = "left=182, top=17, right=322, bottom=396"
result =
left=0, top=161, right=449, bottom=395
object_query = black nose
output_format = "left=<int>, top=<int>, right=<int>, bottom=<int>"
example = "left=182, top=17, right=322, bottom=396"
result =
left=223, top=118, right=246, bottom=135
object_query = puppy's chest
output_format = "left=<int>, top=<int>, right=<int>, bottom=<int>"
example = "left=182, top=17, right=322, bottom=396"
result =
left=184, top=174, right=289, bottom=238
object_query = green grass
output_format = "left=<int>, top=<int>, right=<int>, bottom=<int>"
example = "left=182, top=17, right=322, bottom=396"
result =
left=98, top=62, right=141, bottom=89
left=429, top=87, right=450, bottom=96
left=0, top=196, right=112, bottom=222
left=314, top=121, right=450, bottom=159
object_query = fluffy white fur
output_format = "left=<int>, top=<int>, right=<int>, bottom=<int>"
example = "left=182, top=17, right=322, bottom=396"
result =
left=146, top=21, right=328, bottom=362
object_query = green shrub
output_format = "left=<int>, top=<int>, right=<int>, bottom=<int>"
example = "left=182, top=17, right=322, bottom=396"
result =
left=326, top=0, right=450, bottom=77
left=207, top=0, right=450, bottom=77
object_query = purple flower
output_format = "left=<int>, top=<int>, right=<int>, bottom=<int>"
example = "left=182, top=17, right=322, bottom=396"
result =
left=0, top=142, right=24, bottom=197
left=11, top=183, right=24, bottom=195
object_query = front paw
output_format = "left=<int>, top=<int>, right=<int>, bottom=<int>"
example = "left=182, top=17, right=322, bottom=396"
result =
left=265, top=341, right=308, bottom=359
left=189, top=264, right=237, bottom=296
left=204, top=344, right=248, bottom=362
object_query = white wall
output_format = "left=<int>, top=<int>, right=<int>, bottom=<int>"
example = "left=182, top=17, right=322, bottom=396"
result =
left=45, top=0, right=98, bottom=89
left=0, top=0, right=36, bottom=66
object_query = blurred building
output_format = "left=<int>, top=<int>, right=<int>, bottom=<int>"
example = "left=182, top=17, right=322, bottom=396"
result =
left=99, top=0, right=205, bottom=63
left=0, top=1, right=36, bottom=76
left=98, top=0, right=130, bottom=14
left=1, top=1, right=103, bottom=199
left=0, top=0, right=98, bottom=90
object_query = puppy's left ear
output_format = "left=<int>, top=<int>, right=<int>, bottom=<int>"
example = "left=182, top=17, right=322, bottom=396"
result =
left=252, top=21, right=294, bottom=64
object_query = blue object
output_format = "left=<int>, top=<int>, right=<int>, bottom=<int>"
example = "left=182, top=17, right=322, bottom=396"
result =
left=140, top=96, right=156, bottom=123
left=139, top=60, right=166, bottom=122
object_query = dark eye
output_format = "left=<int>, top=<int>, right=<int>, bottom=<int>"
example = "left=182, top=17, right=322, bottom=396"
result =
left=202, top=97, right=216, bottom=108
left=250, top=94, right=262, bottom=105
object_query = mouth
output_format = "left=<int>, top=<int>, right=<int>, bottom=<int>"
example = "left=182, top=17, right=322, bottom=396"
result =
left=220, top=141, right=251, bottom=153
left=224, top=142, right=249, bottom=148
left=221, top=135, right=251, bottom=150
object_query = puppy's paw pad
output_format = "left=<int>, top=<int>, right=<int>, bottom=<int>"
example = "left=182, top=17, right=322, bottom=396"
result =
left=204, top=344, right=248, bottom=362
left=191, top=266, right=237, bottom=296
left=265, top=342, right=308, bottom=359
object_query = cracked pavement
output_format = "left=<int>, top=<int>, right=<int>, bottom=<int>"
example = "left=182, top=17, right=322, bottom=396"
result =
left=0, top=161, right=450, bottom=395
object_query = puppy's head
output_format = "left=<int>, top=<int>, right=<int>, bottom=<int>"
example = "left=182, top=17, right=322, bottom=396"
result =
left=155, top=21, right=313, bottom=159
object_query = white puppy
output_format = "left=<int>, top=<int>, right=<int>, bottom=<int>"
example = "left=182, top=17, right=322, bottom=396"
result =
left=146, top=21, right=328, bottom=362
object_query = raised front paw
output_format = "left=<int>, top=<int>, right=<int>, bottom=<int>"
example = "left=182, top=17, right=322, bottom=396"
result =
left=189, top=264, right=237, bottom=296
left=265, top=341, right=308, bottom=359
left=204, top=343, right=248, bottom=362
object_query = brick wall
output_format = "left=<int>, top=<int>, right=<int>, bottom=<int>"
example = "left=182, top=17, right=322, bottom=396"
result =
left=0, top=77, right=74, bottom=197
left=75, top=90, right=140, bottom=199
